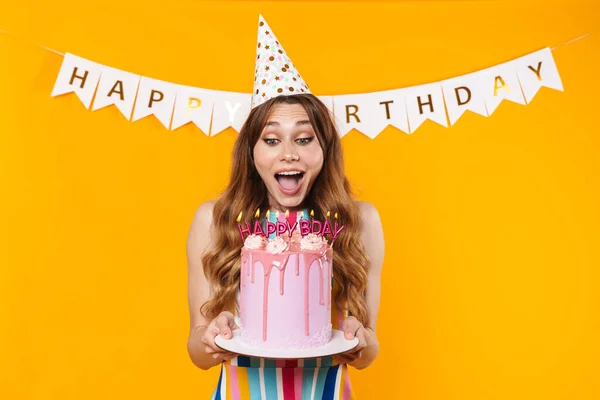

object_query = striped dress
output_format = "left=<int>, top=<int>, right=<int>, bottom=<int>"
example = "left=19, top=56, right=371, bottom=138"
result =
left=210, top=209, right=356, bottom=400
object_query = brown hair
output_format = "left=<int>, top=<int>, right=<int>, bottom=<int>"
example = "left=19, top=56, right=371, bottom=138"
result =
left=200, top=94, right=370, bottom=326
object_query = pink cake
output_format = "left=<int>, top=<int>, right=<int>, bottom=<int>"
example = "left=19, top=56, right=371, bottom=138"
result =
left=238, top=233, right=333, bottom=349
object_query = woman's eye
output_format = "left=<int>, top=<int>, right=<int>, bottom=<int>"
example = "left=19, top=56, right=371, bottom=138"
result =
left=296, top=137, right=314, bottom=145
left=264, top=138, right=279, bottom=146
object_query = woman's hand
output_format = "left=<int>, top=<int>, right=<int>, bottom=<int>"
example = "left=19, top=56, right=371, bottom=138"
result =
left=332, top=316, right=371, bottom=365
left=200, top=311, right=239, bottom=362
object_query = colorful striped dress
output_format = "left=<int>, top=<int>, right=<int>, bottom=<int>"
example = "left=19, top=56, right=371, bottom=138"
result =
left=210, top=209, right=356, bottom=400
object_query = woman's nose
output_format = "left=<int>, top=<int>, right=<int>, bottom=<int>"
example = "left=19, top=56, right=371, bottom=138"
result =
left=279, top=141, right=296, bottom=161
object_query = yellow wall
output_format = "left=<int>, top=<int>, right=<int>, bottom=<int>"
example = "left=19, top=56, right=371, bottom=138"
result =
left=1, top=0, right=599, bottom=399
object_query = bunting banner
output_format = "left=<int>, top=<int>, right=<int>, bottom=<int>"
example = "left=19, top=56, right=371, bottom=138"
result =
left=50, top=47, right=564, bottom=138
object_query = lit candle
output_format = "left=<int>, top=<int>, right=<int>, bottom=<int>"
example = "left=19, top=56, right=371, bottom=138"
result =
left=265, top=209, right=276, bottom=237
left=298, top=210, right=310, bottom=236
left=331, top=212, right=345, bottom=246
left=237, top=211, right=252, bottom=243
left=275, top=210, right=284, bottom=237
left=252, top=207, right=266, bottom=237
left=322, top=210, right=333, bottom=237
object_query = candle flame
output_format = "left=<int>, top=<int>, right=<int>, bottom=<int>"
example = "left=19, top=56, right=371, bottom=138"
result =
left=326, top=210, right=331, bottom=217
left=334, top=212, right=338, bottom=219
left=299, top=211, right=304, bottom=218
left=285, top=209, right=289, bottom=218
left=275, top=210, right=280, bottom=218
left=236, top=211, right=243, bottom=222
left=266, top=209, right=270, bottom=219
left=310, top=209, right=314, bottom=217
left=254, top=208, right=260, bottom=218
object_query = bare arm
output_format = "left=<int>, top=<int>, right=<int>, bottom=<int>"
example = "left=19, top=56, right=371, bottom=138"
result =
left=338, top=201, right=385, bottom=370
left=186, top=200, right=236, bottom=370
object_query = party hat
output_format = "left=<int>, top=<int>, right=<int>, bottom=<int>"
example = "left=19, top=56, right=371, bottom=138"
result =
left=252, top=14, right=311, bottom=109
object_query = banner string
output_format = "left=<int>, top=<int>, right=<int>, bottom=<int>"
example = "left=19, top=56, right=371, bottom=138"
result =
left=550, top=32, right=592, bottom=51
left=0, top=28, right=592, bottom=64
left=0, top=29, right=65, bottom=56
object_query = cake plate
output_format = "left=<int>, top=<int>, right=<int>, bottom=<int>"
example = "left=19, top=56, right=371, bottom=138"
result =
left=215, top=329, right=359, bottom=359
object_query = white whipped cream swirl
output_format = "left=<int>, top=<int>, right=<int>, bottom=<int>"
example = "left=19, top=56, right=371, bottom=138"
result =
left=300, top=233, right=326, bottom=250
left=266, top=236, right=288, bottom=254
left=244, top=234, right=267, bottom=250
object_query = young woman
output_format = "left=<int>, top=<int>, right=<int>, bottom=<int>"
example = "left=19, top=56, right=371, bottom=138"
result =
left=187, top=93, right=384, bottom=399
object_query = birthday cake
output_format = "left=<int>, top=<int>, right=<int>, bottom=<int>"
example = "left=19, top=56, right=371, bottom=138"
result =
left=236, top=213, right=344, bottom=349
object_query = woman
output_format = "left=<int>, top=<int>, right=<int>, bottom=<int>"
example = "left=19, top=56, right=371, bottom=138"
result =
left=186, top=93, right=384, bottom=399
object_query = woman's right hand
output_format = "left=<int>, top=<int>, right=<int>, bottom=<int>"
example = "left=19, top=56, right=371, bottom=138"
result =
left=200, top=311, right=239, bottom=362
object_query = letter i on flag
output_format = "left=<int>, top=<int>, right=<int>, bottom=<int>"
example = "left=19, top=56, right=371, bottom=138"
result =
left=51, top=53, right=102, bottom=108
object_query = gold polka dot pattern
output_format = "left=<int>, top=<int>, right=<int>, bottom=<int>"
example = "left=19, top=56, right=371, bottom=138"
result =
left=252, top=14, right=311, bottom=109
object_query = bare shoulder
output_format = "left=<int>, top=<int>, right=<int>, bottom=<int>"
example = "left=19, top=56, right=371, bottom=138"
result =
left=354, top=201, right=385, bottom=267
left=355, top=201, right=379, bottom=220
left=187, top=200, right=217, bottom=256
left=194, top=200, right=216, bottom=222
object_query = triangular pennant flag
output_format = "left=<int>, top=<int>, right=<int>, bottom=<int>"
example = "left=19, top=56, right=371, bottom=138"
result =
left=515, top=47, right=563, bottom=104
left=171, top=86, right=216, bottom=134
left=480, top=60, right=526, bottom=115
left=404, top=82, right=447, bottom=133
left=211, top=91, right=252, bottom=136
left=91, top=66, right=140, bottom=119
left=441, top=71, right=489, bottom=126
left=131, top=77, right=178, bottom=129
left=51, top=53, right=102, bottom=108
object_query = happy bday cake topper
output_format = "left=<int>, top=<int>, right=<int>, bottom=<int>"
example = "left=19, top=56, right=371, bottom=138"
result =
left=236, top=208, right=345, bottom=245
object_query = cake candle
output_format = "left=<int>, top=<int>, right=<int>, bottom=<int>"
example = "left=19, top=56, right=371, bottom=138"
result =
left=237, top=211, right=252, bottom=242
left=265, top=209, right=277, bottom=238
left=275, top=210, right=288, bottom=237
left=331, top=212, right=346, bottom=246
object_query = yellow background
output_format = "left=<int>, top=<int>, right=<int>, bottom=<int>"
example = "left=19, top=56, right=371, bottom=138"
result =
left=1, top=0, right=599, bottom=399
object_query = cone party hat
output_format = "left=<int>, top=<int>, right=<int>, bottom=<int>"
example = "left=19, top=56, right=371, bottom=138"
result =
left=252, top=14, right=311, bottom=109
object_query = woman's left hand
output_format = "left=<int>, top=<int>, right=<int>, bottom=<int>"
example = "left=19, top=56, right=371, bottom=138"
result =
left=332, top=316, right=370, bottom=365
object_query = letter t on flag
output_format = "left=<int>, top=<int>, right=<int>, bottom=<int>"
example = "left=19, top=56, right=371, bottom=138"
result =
left=51, top=53, right=102, bottom=108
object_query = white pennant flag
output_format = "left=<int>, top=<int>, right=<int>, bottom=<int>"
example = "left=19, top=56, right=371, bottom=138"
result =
left=211, top=91, right=251, bottom=136
left=51, top=53, right=102, bottom=108
left=404, top=82, right=447, bottom=133
left=514, top=47, right=563, bottom=104
left=479, top=60, right=526, bottom=115
left=333, top=89, right=408, bottom=138
left=132, top=77, right=178, bottom=129
left=171, top=86, right=216, bottom=134
left=441, top=72, right=488, bottom=126
left=91, top=66, right=140, bottom=119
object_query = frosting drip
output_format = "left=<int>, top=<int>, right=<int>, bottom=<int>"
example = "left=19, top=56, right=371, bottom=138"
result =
left=240, top=245, right=333, bottom=344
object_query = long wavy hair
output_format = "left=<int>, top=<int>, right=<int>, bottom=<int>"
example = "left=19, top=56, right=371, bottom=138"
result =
left=200, top=93, right=370, bottom=326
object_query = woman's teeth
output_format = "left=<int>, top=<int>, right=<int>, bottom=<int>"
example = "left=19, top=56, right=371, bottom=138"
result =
left=276, top=171, right=302, bottom=176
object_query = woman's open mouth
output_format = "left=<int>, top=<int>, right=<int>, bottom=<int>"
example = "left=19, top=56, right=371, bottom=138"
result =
left=274, top=170, right=305, bottom=196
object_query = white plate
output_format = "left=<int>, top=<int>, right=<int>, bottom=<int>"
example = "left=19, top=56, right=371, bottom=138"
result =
left=214, top=329, right=359, bottom=359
